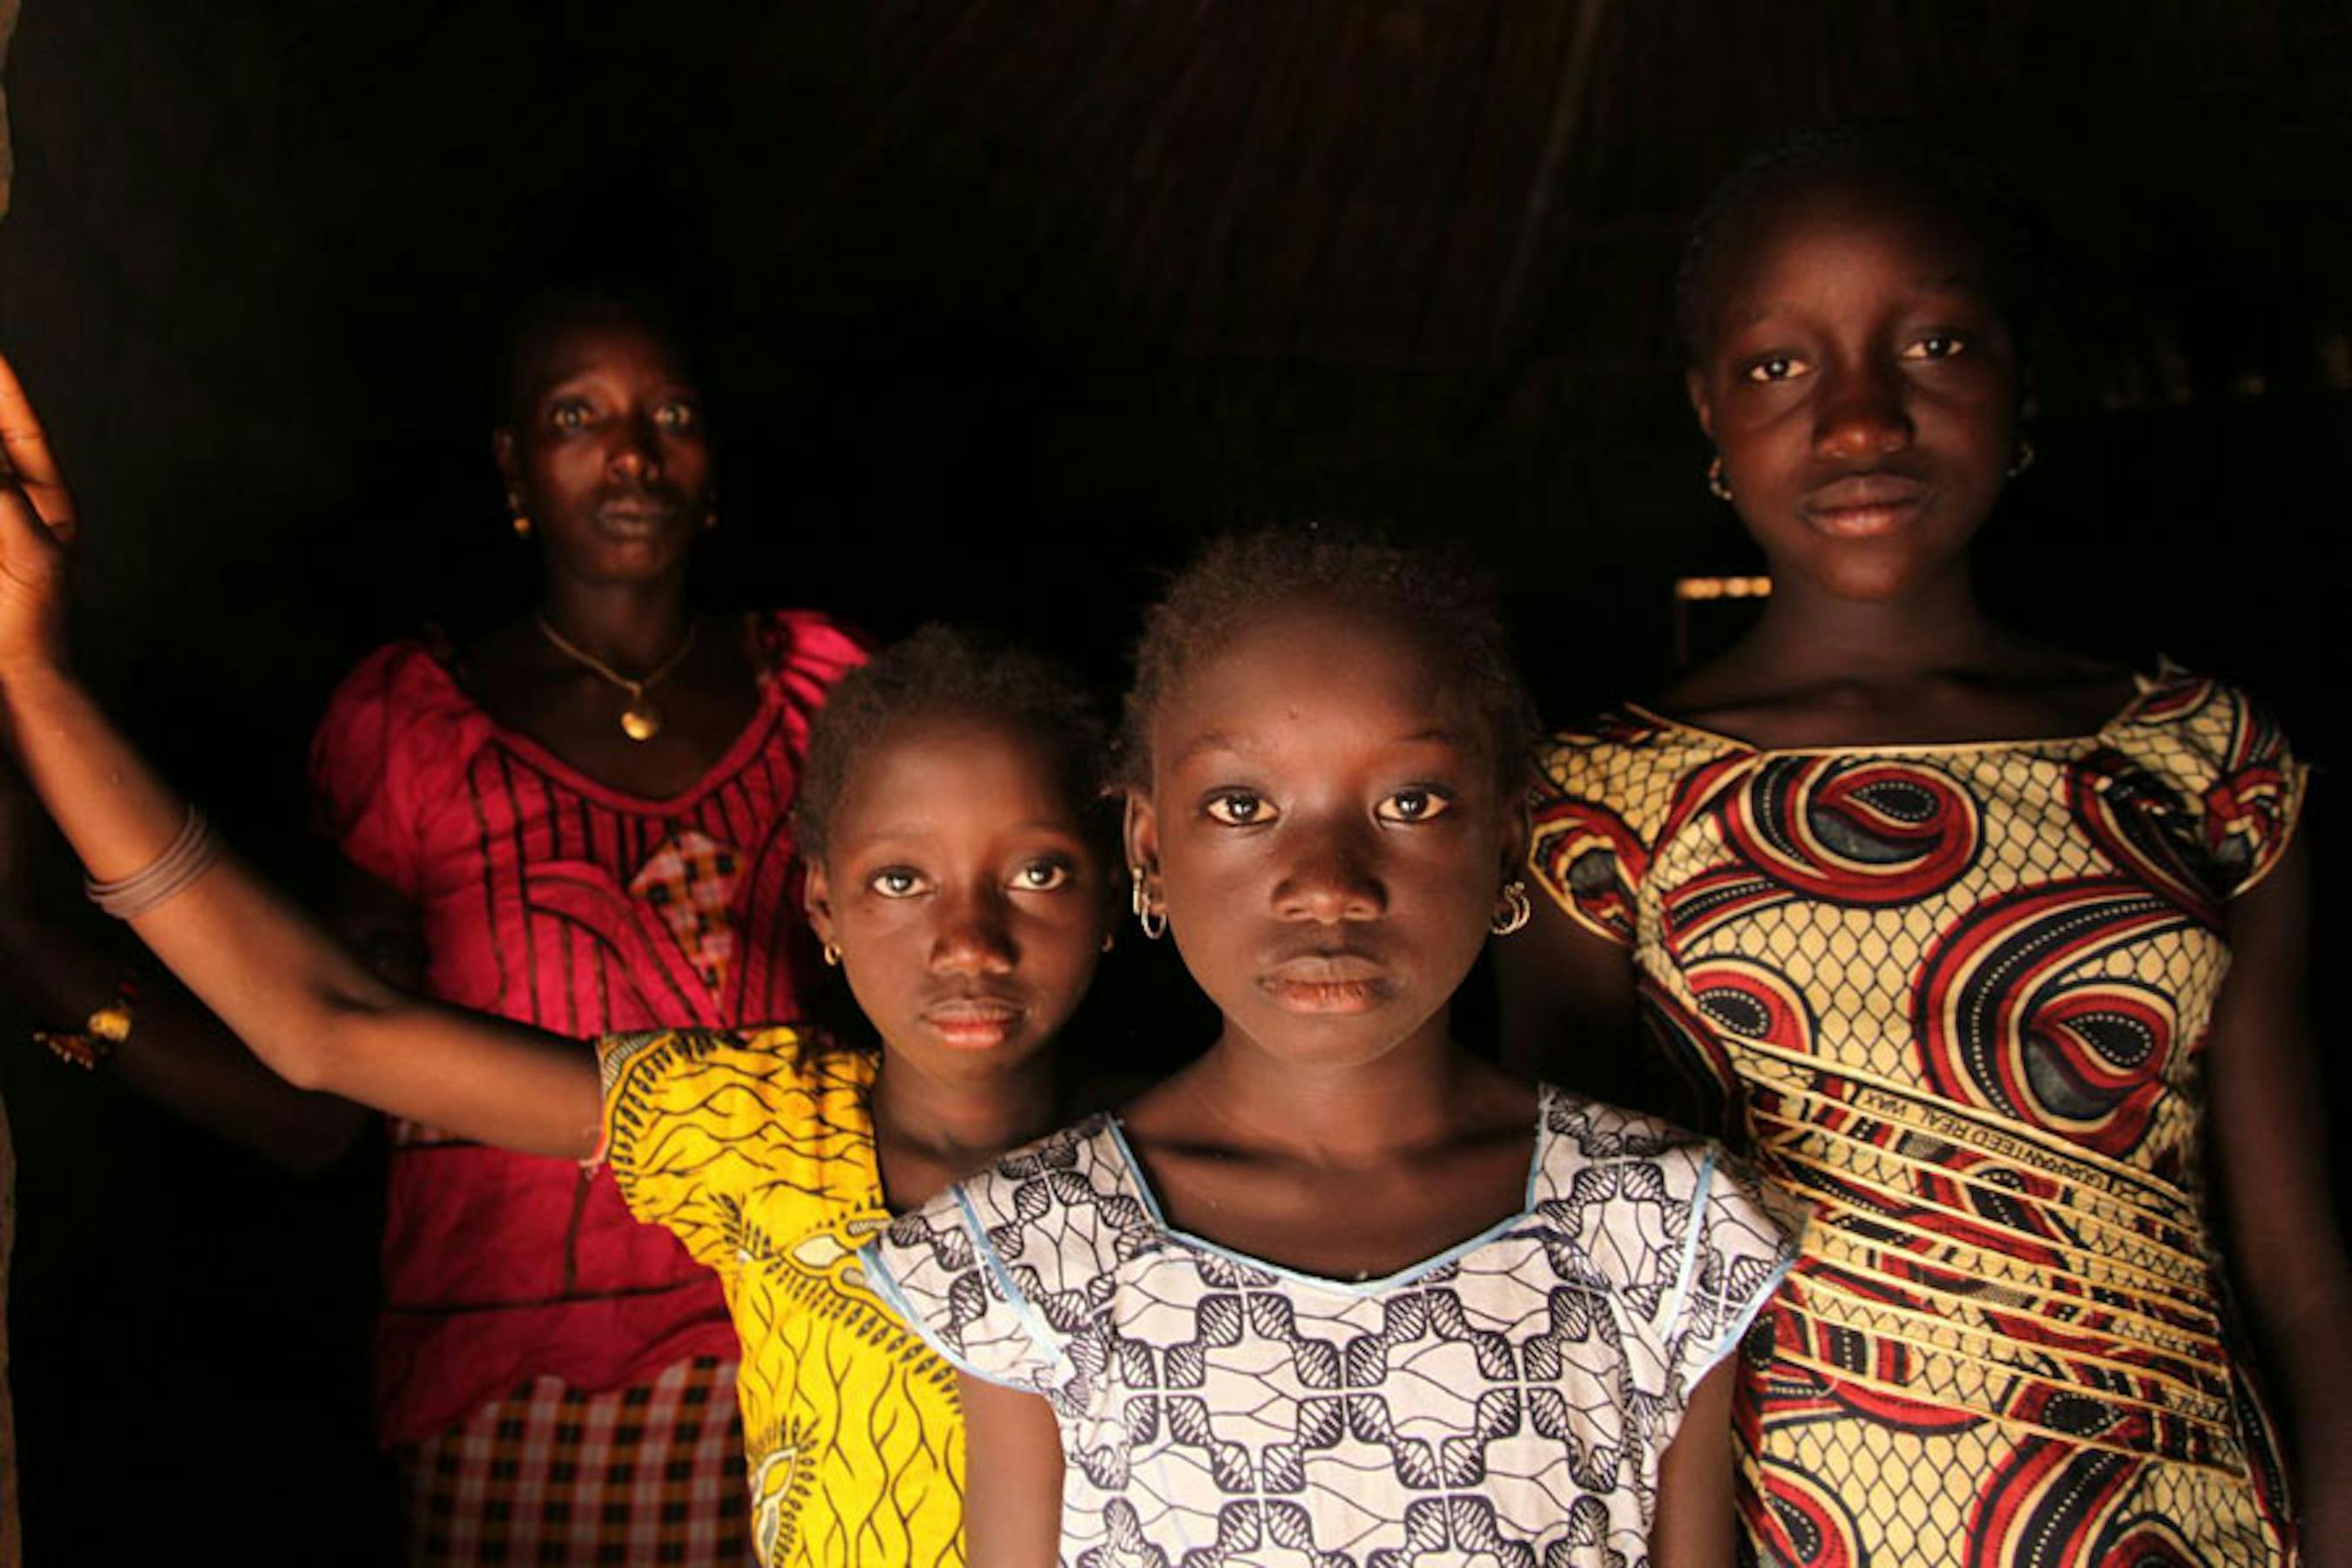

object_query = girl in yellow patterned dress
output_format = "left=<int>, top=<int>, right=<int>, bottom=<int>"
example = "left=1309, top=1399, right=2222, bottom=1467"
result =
left=0, top=363, right=1121, bottom=1568
left=1499, top=131, right=2350, bottom=1566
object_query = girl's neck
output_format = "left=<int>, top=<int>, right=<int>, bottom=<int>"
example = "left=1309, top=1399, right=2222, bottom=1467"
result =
left=1186, top=1014, right=1484, bottom=1166
left=1734, top=564, right=2009, bottom=689
left=869, top=1047, right=1058, bottom=1173
left=537, top=574, right=695, bottom=672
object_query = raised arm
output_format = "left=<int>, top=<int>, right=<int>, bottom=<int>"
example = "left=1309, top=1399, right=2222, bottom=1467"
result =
left=0, top=755, right=373, bottom=1172
left=0, top=350, right=599, bottom=1158
left=2206, top=830, right=2352, bottom=1564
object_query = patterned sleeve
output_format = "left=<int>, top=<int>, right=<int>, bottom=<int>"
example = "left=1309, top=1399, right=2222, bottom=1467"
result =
left=862, top=1125, right=1114, bottom=1404
left=2186, top=680, right=2307, bottom=897
left=598, top=1027, right=840, bottom=1272
left=2099, top=671, right=2309, bottom=902
left=1526, top=717, right=1671, bottom=948
left=1650, top=1148, right=1805, bottom=1413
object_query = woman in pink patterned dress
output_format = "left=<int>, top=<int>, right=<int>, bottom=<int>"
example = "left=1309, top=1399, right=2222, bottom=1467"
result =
left=308, top=293, right=861, bottom=1564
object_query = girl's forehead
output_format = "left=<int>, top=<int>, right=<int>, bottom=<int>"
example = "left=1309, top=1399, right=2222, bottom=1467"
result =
left=1152, top=605, right=1484, bottom=749
left=839, top=712, right=1084, bottom=823
left=1719, top=179, right=1990, bottom=298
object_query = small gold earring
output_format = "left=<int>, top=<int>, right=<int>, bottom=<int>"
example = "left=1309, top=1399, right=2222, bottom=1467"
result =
left=1707, top=456, right=1734, bottom=502
left=510, top=512, right=532, bottom=537
left=821, top=940, right=841, bottom=967
left=1490, top=880, right=1533, bottom=936
left=1130, top=869, right=1166, bottom=941
left=2007, top=436, right=2036, bottom=478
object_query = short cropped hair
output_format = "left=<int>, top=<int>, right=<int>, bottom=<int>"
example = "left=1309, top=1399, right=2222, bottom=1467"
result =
left=1118, top=528, right=1538, bottom=794
left=794, top=623, right=1114, bottom=865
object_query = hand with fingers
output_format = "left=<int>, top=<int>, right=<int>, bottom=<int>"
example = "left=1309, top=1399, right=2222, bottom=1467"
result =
left=0, top=351, right=78, bottom=679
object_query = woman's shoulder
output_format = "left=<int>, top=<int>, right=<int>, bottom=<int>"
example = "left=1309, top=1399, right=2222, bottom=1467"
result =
left=320, top=635, right=474, bottom=728
left=309, top=636, right=492, bottom=832
left=750, top=609, right=869, bottom=697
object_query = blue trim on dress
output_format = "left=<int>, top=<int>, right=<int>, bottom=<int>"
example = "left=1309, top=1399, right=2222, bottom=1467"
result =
left=1097, top=1088, right=1555, bottom=1299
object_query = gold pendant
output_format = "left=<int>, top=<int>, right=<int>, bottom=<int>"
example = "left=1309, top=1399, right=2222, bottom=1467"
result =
left=621, top=700, right=662, bottom=742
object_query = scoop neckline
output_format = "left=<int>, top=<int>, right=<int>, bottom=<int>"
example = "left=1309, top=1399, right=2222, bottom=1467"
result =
left=1620, top=660, right=2173, bottom=760
left=412, top=612, right=789, bottom=814
left=1098, top=1085, right=1555, bottom=1297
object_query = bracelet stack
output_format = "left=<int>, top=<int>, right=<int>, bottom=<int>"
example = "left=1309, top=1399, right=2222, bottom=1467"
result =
left=84, top=806, right=218, bottom=920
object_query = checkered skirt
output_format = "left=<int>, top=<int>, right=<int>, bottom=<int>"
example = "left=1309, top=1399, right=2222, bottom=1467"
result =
left=396, top=1356, right=750, bottom=1565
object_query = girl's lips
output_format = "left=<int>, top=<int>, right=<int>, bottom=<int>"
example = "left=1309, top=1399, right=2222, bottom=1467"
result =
left=920, top=997, right=1026, bottom=1051
left=1803, top=474, right=1926, bottom=537
left=1259, top=953, right=1392, bottom=1014
left=1805, top=499, right=1922, bottom=538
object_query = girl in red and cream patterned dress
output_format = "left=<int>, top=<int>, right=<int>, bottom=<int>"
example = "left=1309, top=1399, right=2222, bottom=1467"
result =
left=1500, top=131, right=2349, bottom=1566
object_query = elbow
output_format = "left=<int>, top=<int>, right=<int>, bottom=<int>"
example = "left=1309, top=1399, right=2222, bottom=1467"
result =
left=273, top=983, right=405, bottom=1095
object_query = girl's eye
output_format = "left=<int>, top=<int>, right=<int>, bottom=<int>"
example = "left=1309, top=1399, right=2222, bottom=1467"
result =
left=1010, top=857, right=1073, bottom=892
left=652, top=400, right=698, bottom=429
left=549, top=401, right=593, bottom=431
left=1375, top=787, right=1454, bottom=825
left=1902, top=332, right=1969, bottom=362
left=868, top=868, right=929, bottom=898
left=1204, top=790, right=1275, bottom=827
left=1743, top=354, right=1809, bottom=383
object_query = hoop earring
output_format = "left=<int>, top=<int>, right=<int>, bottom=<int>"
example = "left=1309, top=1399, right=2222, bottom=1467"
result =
left=1130, top=869, right=1167, bottom=941
left=1490, top=880, right=1532, bottom=936
left=821, top=940, right=841, bottom=967
left=2007, top=436, right=2036, bottom=478
left=1707, top=456, right=1734, bottom=502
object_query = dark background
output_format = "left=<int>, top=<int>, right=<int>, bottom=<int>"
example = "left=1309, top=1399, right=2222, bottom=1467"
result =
left=0, top=3, right=2346, bottom=1559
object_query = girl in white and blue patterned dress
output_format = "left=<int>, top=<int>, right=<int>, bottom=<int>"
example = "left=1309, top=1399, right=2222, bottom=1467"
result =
left=867, top=534, right=1804, bottom=1567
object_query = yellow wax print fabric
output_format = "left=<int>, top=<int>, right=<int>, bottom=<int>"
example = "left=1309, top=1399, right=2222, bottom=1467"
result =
left=600, top=1030, right=963, bottom=1568
left=1529, top=666, right=2303, bottom=1566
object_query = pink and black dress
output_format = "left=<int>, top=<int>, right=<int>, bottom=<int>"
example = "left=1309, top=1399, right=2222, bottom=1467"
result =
left=309, top=610, right=862, bottom=1566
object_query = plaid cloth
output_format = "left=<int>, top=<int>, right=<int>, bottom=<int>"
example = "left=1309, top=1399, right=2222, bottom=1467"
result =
left=627, top=829, right=744, bottom=994
left=397, top=1356, right=751, bottom=1565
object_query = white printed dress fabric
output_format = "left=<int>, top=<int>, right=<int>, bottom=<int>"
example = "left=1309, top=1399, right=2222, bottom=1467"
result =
left=866, top=1087, right=1802, bottom=1566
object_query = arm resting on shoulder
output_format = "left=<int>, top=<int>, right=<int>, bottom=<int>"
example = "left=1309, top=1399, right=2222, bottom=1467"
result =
left=959, top=1372, right=1064, bottom=1568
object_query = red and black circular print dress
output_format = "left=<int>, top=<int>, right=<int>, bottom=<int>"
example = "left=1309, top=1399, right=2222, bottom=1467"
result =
left=1528, top=665, right=2302, bottom=1566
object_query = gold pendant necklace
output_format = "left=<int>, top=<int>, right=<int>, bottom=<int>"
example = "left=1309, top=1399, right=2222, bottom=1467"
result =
left=533, top=614, right=700, bottom=742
